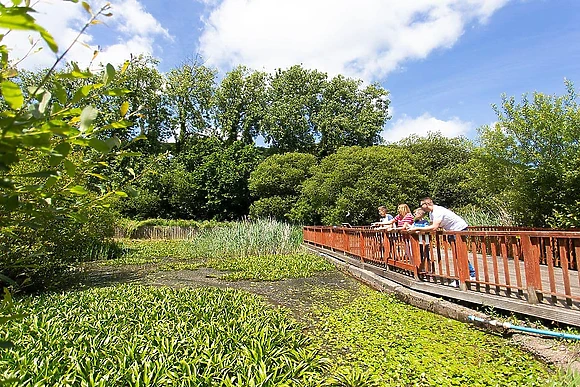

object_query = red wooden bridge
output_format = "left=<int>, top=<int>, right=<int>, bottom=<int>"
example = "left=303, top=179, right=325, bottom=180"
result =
left=303, top=226, right=580, bottom=327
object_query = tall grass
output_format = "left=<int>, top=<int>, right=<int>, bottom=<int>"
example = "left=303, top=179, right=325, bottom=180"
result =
left=102, top=219, right=331, bottom=281
left=457, top=202, right=514, bottom=226
left=191, top=218, right=304, bottom=258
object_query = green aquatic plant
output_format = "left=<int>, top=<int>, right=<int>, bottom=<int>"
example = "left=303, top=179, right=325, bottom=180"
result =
left=310, top=286, right=556, bottom=386
left=0, top=285, right=328, bottom=385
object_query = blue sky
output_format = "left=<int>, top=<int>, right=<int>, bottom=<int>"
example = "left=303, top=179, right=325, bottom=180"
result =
left=7, top=0, right=580, bottom=142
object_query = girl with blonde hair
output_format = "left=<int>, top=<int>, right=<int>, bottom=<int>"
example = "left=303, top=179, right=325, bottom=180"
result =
left=382, top=204, right=414, bottom=229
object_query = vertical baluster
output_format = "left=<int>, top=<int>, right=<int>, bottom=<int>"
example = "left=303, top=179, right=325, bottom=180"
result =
left=490, top=239, right=500, bottom=295
left=512, top=237, right=523, bottom=297
left=559, top=238, right=572, bottom=306
left=545, top=236, right=557, bottom=304
left=500, top=236, right=511, bottom=296
left=521, top=234, right=542, bottom=304
left=481, top=238, right=490, bottom=292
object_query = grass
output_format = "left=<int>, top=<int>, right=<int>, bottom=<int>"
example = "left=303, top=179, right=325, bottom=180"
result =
left=98, top=219, right=333, bottom=281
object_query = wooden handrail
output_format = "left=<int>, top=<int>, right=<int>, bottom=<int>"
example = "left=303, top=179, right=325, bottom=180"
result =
left=303, top=226, right=580, bottom=308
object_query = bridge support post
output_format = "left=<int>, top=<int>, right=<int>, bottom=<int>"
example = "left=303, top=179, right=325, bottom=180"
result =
left=521, top=235, right=541, bottom=304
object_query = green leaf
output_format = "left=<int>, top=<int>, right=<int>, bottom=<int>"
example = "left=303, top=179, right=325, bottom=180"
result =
left=104, top=63, right=115, bottom=84
left=105, top=88, right=131, bottom=96
left=63, top=159, right=76, bottom=177
left=49, top=142, right=71, bottom=166
left=68, top=185, right=88, bottom=195
left=19, top=170, right=57, bottom=178
left=37, top=25, right=58, bottom=53
left=1, top=80, right=24, bottom=109
left=102, top=119, right=132, bottom=130
left=71, top=84, right=93, bottom=104
left=125, top=185, right=138, bottom=197
left=79, top=105, right=98, bottom=132
left=114, top=191, right=128, bottom=197
left=69, top=211, right=88, bottom=222
left=82, top=1, right=93, bottom=15
left=54, top=81, right=67, bottom=104
left=88, top=137, right=110, bottom=153
left=0, top=9, right=60, bottom=53
left=44, top=176, right=58, bottom=188
left=132, top=134, right=147, bottom=142
left=105, top=136, right=121, bottom=150
left=120, top=60, right=130, bottom=75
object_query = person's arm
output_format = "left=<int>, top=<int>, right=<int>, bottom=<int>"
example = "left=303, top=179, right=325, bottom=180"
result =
left=409, top=219, right=441, bottom=232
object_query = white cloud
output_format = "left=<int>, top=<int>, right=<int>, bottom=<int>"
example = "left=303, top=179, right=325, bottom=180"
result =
left=199, top=0, right=510, bottom=81
left=3, top=0, right=171, bottom=70
left=381, top=113, right=473, bottom=143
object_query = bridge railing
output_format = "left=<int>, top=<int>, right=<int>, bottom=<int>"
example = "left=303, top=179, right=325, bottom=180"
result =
left=303, top=226, right=580, bottom=308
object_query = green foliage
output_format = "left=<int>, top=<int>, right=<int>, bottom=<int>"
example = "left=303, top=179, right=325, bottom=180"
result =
left=294, top=146, right=426, bottom=225
left=262, top=66, right=390, bottom=155
left=164, top=58, right=217, bottom=148
left=0, top=285, right=329, bottom=385
left=214, top=65, right=268, bottom=144
left=116, top=138, right=263, bottom=220
left=249, top=152, right=317, bottom=221
left=113, top=219, right=310, bottom=265
left=0, top=1, right=132, bottom=288
left=394, top=132, right=482, bottom=209
left=116, top=217, right=230, bottom=235
left=478, top=80, right=580, bottom=227
left=312, top=287, right=555, bottom=386
left=315, top=76, right=390, bottom=157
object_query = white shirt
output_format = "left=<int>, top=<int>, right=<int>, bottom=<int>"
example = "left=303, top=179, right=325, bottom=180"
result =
left=429, top=205, right=468, bottom=231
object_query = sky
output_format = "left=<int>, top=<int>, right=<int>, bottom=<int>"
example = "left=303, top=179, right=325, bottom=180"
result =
left=5, top=0, right=580, bottom=143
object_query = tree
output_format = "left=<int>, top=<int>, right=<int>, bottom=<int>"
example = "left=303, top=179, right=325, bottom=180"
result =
left=248, top=152, right=317, bottom=221
left=214, top=65, right=267, bottom=145
left=315, top=75, right=390, bottom=156
left=394, top=132, right=480, bottom=209
left=165, top=58, right=216, bottom=149
left=478, top=80, right=580, bottom=227
left=262, top=65, right=327, bottom=153
left=293, top=146, right=426, bottom=225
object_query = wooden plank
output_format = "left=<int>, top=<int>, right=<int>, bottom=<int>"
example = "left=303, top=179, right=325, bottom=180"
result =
left=490, top=239, right=500, bottom=294
left=500, top=236, right=511, bottom=296
left=481, top=238, right=490, bottom=293
left=560, top=238, right=572, bottom=305
left=575, top=239, right=580, bottom=287
left=545, top=236, right=557, bottom=304
left=512, top=237, right=523, bottom=296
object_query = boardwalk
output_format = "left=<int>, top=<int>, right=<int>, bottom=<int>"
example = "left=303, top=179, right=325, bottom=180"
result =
left=303, top=226, right=580, bottom=327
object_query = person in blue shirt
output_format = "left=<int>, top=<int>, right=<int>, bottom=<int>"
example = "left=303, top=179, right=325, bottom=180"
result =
left=405, top=207, right=431, bottom=270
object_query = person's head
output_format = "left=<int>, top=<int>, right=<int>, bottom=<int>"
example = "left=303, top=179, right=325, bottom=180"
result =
left=378, top=206, right=387, bottom=217
left=397, top=204, right=411, bottom=216
left=413, top=207, right=425, bottom=220
left=420, top=197, right=434, bottom=212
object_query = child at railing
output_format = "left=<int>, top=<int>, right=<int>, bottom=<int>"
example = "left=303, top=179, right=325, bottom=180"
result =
left=405, top=208, right=431, bottom=271
left=381, top=204, right=414, bottom=229
left=371, top=205, right=394, bottom=230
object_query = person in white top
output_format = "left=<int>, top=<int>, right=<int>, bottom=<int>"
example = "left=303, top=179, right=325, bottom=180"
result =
left=408, top=197, right=475, bottom=279
left=408, top=197, right=467, bottom=232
